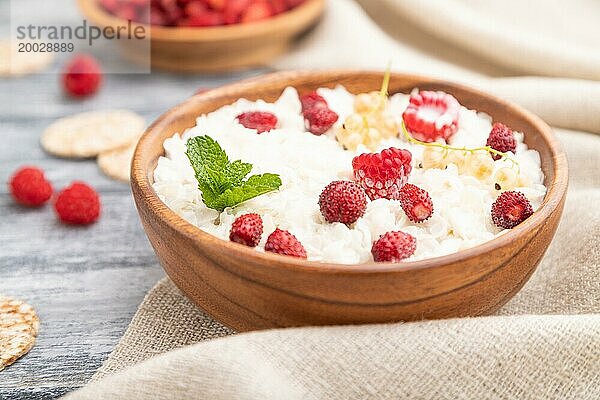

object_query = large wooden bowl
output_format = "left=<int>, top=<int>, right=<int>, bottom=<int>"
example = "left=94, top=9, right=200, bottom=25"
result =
left=78, top=0, right=324, bottom=72
left=131, top=71, right=568, bottom=331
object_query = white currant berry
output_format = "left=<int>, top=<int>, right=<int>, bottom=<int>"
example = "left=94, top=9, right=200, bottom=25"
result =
left=354, top=91, right=385, bottom=114
left=468, top=153, right=495, bottom=180
left=493, top=167, right=519, bottom=190
left=421, top=146, right=448, bottom=169
left=344, top=113, right=365, bottom=132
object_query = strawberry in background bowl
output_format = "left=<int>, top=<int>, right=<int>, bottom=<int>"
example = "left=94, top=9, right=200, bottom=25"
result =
left=78, top=0, right=325, bottom=72
left=100, top=0, right=309, bottom=27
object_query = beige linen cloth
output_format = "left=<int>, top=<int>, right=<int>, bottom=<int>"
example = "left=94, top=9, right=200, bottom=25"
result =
left=67, top=1, right=600, bottom=398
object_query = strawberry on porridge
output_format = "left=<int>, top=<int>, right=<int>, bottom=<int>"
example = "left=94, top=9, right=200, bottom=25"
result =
left=153, top=74, right=546, bottom=264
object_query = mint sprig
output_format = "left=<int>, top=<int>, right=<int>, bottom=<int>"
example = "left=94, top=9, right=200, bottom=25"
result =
left=185, top=135, right=282, bottom=211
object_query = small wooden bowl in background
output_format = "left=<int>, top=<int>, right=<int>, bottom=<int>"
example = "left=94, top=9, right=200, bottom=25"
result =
left=131, top=71, right=568, bottom=331
left=77, top=0, right=325, bottom=72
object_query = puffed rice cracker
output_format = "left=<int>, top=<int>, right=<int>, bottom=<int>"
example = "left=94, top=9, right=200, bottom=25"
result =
left=0, top=296, right=39, bottom=372
left=41, top=110, right=145, bottom=158
left=0, top=40, right=54, bottom=77
left=98, top=140, right=138, bottom=182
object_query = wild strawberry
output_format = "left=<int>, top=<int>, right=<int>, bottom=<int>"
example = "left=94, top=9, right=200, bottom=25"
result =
left=241, top=1, right=274, bottom=23
left=115, top=3, right=139, bottom=21
left=54, top=182, right=101, bottom=225
left=150, top=7, right=169, bottom=25
left=184, top=0, right=208, bottom=17
left=62, top=55, right=103, bottom=98
left=230, top=213, right=263, bottom=247
left=206, top=0, right=226, bottom=11
left=371, top=231, right=416, bottom=262
left=491, top=191, right=533, bottom=229
left=486, top=122, right=516, bottom=160
left=304, top=107, right=338, bottom=135
left=181, top=11, right=224, bottom=26
left=236, top=111, right=278, bottom=133
left=398, top=183, right=433, bottom=223
left=9, top=166, right=53, bottom=207
left=352, top=147, right=413, bottom=200
left=268, top=0, right=288, bottom=14
left=402, top=91, right=460, bottom=142
left=99, top=0, right=120, bottom=13
left=319, top=181, right=367, bottom=225
left=223, top=0, right=251, bottom=24
left=265, top=228, right=307, bottom=258
left=285, top=0, right=306, bottom=7
left=300, top=91, right=328, bottom=112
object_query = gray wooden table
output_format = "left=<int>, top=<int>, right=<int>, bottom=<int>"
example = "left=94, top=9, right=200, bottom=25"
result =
left=0, top=31, right=261, bottom=398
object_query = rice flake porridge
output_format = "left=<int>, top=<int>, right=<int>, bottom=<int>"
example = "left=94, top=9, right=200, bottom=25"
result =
left=153, top=83, right=546, bottom=264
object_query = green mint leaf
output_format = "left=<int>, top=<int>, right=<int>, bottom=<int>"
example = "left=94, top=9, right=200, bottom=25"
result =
left=185, top=135, right=282, bottom=212
left=186, top=136, right=230, bottom=195
left=224, top=160, right=252, bottom=187
left=211, top=173, right=282, bottom=211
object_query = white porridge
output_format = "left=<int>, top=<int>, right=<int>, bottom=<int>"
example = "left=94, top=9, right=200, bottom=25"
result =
left=153, top=85, right=546, bottom=264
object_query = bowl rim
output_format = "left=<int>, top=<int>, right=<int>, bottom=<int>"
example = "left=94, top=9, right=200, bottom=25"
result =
left=131, top=70, right=569, bottom=275
left=78, top=0, right=325, bottom=42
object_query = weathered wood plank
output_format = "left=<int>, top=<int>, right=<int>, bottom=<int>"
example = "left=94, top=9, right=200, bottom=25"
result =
left=0, top=39, right=265, bottom=397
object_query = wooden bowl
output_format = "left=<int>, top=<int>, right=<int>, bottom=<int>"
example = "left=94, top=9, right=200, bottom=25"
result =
left=77, top=0, right=325, bottom=72
left=131, top=71, right=568, bottom=331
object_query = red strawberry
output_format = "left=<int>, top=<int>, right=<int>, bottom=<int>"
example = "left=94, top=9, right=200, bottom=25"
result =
left=268, top=0, right=288, bottom=14
left=486, top=122, right=516, bottom=161
left=241, top=1, right=274, bottom=23
left=236, top=111, right=278, bottom=133
left=265, top=228, right=307, bottom=258
left=398, top=183, right=433, bottom=223
left=491, top=191, right=533, bottom=229
left=184, top=0, right=208, bottom=17
left=9, top=166, right=53, bottom=207
left=150, top=7, right=169, bottom=25
left=300, top=91, right=328, bottom=112
left=180, top=10, right=224, bottom=26
left=62, top=55, right=103, bottom=98
left=230, top=213, right=263, bottom=247
left=402, top=91, right=460, bottom=143
left=304, top=107, right=338, bottom=135
left=285, top=0, right=305, bottom=7
left=319, top=181, right=368, bottom=225
left=371, top=231, right=416, bottom=262
left=99, top=0, right=120, bottom=13
left=352, top=147, right=413, bottom=200
left=223, top=0, right=251, bottom=24
left=115, top=3, right=138, bottom=21
left=206, top=0, right=226, bottom=11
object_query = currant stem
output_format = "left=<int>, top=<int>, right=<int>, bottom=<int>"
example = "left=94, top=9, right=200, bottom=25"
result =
left=400, top=121, right=519, bottom=169
left=380, top=64, right=391, bottom=98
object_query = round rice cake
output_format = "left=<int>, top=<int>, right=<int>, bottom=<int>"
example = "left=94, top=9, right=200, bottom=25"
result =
left=0, top=296, right=39, bottom=372
left=0, top=40, right=55, bottom=77
left=98, top=141, right=138, bottom=182
left=41, top=110, right=145, bottom=158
